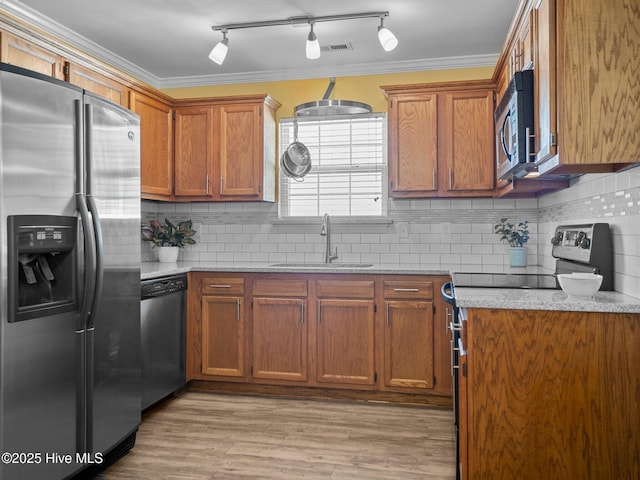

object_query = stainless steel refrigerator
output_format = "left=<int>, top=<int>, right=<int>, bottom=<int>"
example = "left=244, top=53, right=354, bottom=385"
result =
left=0, top=63, right=141, bottom=480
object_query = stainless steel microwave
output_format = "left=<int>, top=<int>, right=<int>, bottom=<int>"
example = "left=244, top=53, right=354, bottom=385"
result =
left=495, top=70, right=535, bottom=180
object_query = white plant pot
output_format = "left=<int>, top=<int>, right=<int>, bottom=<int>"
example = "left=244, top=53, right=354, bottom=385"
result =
left=156, top=246, right=180, bottom=263
left=509, top=246, right=527, bottom=267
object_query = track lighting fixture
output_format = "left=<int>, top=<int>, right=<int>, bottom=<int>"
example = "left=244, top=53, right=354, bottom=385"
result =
left=210, top=11, right=397, bottom=65
left=306, top=23, right=321, bottom=60
left=377, top=16, right=398, bottom=52
left=208, top=29, right=228, bottom=65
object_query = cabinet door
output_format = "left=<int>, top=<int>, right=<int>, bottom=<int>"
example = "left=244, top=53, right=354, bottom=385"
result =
left=0, top=32, right=64, bottom=79
left=252, top=297, right=308, bottom=382
left=316, top=299, right=375, bottom=386
left=65, top=62, right=127, bottom=106
left=174, top=107, right=213, bottom=197
left=218, top=103, right=262, bottom=198
left=201, top=296, right=244, bottom=377
left=440, top=90, right=495, bottom=193
left=533, top=0, right=557, bottom=164
left=130, top=91, right=173, bottom=197
left=516, top=11, right=534, bottom=71
left=384, top=300, right=434, bottom=389
left=387, top=93, right=438, bottom=196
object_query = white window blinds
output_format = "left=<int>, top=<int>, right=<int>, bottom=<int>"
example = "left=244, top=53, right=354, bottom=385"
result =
left=279, top=114, right=387, bottom=218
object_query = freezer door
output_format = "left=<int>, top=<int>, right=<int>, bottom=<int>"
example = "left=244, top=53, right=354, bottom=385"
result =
left=0, top=65, right=83, bottom=480
left=82, top=93, right=141, bottom=457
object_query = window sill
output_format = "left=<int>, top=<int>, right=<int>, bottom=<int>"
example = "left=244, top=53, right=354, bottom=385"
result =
left=273, top=216, right=393, bottom=226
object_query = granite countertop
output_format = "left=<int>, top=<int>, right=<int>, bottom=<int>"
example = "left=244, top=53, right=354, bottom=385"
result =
left=140, top=260, right=450, bottom=280
left=453, top=287, right=640, bottom=314
left=140, top=261, right=640, bottom=314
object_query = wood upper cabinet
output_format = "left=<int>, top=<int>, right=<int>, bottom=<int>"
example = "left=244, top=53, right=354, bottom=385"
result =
left=386, top=92, right=438, bottom=195
left=172, top=95, right=280, bottom=202
left=383, top=81, right=496, bottom=198
left=174, top=106, right=213, bottom=197
left=439, top=89, right=495, bottom=194
left=315, top=280, right=376, bottom=386
left=533, top=0, right=557, bottom=167
left=460, top=308, right=640, bottom=480
left=130, top=91, right=173, bottom=198
left=65, top=61, right=127, bottom=107
left=382, top=280, right=435, bottom=390
left=532, top=0, right=640, bottom=174
left=252, top=278, right=308, bottom=382
left=200, top=277, right=246, bottom=379
left=0, top=32, right=64, bottom=79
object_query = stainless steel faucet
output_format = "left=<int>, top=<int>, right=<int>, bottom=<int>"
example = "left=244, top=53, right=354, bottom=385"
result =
left=320, top=213, right=338, bottom=263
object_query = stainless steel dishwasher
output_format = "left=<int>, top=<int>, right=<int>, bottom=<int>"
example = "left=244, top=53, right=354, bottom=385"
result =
left=140, top=274, right=187, bottom=410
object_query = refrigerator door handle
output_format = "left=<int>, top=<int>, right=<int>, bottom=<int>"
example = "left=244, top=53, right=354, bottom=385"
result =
left=76, top=193, right=96, bottom=331
left=75, top=100, right=97, bottom=332
left=84, top=103, right=104, bottom=330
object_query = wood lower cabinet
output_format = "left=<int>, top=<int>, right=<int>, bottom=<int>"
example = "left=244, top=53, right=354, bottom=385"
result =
left=382, top=81, right=496, bottom=198
left=188, top=272, right=451, bottom=398
left=252, top=278, right=308, bottom=382
left=459, top=308, right=640, bottom=479
left=200, top=277, right=246, bottom=379
left=316, top=298, right=376, bottom=386
left=382, top=280, right=435, bottom=390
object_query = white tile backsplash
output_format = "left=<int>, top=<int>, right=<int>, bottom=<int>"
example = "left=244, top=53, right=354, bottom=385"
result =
left=142, top=164, right=640, bottom=298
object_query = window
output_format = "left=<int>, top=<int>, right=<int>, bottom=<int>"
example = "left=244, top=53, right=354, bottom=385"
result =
left=278, top=114, right=387, bottom=218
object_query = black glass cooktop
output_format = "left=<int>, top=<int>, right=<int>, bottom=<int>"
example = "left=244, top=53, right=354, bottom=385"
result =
left=451, top=272, right=559, bottom=289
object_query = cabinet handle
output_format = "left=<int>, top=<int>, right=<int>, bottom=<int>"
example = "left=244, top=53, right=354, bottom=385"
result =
left=209, top=284, right=231, bottom=288
left=384, top=302, right=389, bottom=327
left=448, top=168, right=453, bottom=190
left=220, top=176, right=223, bottom=194
left=317, top=300, right=321, bottom=324
left=393, top=288, right=420, bottom=292
left=458, top=337, right=467, bottom=357
left=206, top=174, right=210, bottom=194
left=301, top=300, right=304, bottom=324
left=237, top=299, right=241, bottom=321
left=432, top=168, right=437, bottom=189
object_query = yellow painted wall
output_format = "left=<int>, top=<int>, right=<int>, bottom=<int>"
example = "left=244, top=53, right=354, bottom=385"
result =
left=163, top=67, right=494, bottom=119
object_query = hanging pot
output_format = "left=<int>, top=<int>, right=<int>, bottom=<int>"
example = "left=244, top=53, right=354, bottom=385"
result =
left=280, top=119, right=311, bottom=181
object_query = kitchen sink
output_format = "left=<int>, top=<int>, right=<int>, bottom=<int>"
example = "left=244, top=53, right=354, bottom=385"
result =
left=270, top=263, right=374, bottom=268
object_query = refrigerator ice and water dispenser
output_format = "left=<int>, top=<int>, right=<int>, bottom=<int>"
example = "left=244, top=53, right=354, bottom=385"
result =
left=7, top=214, right=78, bottom=322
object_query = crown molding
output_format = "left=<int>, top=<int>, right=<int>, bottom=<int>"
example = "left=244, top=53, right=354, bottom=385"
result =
left=156, top=54, right=499, bottom=89
left=1, top=0, right=497, bottom=90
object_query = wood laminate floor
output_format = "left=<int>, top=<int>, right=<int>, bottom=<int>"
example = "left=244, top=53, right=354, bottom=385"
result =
left=102, top=392, right=456, bottom=480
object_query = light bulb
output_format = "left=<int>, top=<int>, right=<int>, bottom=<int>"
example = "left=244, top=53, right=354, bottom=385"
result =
left=209, top=32, right=229, bottom=65
left=306, top=23, right=321, bottom=60
left=378, top=19, right=398, bottom=52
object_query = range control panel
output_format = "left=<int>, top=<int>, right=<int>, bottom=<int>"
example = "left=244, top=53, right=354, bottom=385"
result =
left=551, top=223, right=611, bottom=264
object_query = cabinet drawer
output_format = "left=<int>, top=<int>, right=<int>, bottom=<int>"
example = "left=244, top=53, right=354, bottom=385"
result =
left=253, top=278, right=308, bottom=297
left=383, top=280, right=433, bottom=299
left=316, top=280, right=374, bottom=299
left=202, top=277, right=245, bottom=295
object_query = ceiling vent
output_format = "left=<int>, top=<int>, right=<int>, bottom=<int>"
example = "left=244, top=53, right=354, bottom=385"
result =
left=321, top=42, right=354, bottom=52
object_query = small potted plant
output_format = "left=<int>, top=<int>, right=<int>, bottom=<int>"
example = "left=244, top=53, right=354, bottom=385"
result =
left=141, top=218, right=197, bottom=263
left=494, top=218, right=529, bottom=267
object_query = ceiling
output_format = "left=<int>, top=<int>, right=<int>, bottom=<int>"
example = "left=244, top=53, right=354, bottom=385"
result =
left=2, top=0, right=519, bottom=89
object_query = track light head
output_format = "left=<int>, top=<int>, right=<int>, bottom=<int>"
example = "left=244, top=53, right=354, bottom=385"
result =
left=306, top=23, right=321, bottom=60
left=377, top=17, right=398, bottom=52
left=209, top=30, right=229, bottom=65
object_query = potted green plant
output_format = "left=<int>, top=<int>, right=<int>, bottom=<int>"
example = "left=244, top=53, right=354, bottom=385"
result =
left=494, top=218, right=530, bottom=267
left=141, top=218, right=196, bottom=263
